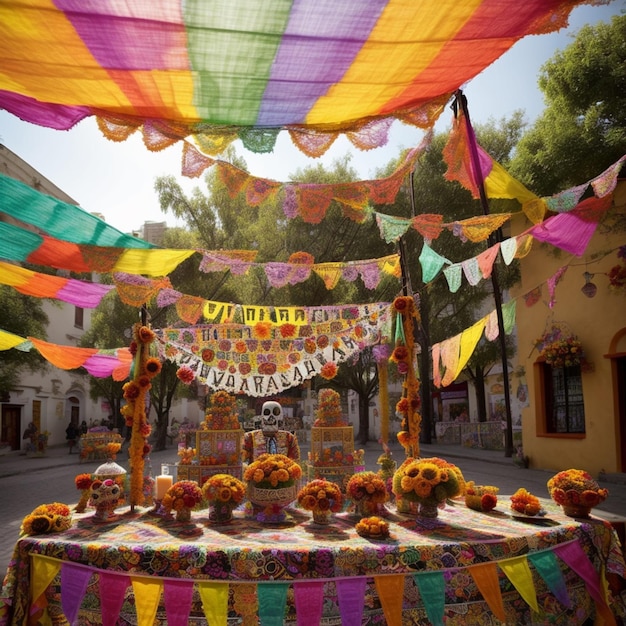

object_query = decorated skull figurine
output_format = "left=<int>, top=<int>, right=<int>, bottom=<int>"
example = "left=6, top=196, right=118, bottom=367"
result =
left=89, top=478, right=121, bottom=521
left=261, top=401, right=284, bottom=435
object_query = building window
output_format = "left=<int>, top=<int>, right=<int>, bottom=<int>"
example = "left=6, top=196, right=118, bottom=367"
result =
left=74, top=306, right=84, bottom=329
left=542, top=364, right=585, bottom=433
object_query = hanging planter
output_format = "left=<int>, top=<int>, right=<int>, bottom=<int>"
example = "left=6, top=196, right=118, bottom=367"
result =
left=534, top=326, right=592, bottom=371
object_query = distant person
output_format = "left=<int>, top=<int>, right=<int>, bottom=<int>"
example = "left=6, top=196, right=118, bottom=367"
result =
left=80, top=420, right=88, bottom=435
left=65, top=421, right=78, bottom=454
left=23, top=422, right=37, bottom=443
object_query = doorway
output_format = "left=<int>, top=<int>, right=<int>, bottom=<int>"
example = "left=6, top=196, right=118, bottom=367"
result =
left=1, top=405, right=22, bottom=450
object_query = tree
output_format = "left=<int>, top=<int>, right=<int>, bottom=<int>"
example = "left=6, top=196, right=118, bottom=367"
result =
left=0, top=286, right=48, bottom=396
left=511, top=15, right=626, bottom=193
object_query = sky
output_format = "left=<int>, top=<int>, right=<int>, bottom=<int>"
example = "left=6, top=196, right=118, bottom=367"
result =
left=0, top=2, right=623, bottom=235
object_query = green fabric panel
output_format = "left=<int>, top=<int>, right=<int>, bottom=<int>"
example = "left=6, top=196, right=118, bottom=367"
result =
left=184, top=0, right=293, bottom=124
left=0, top=174, right=153, bottom=249
left=0, top=221, right=43, bottom=262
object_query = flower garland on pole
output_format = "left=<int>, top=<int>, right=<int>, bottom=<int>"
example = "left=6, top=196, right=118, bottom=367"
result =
left=121, top=322, right=158, bottom=510
left=390, top=296, right=421, bottom=459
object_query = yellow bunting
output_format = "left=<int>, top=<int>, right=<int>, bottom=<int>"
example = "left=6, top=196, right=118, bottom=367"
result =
left=115, top=249, right=195, bottom=277
left=499, top=556, right=539, bottom=613
left=0, top=329, right=27, bottom=351
left=203, top=301, right=235, bottom=324
left=313, top=263, right=343, bottom=290
left=242, top=305, right=272, bottom=325
left=198, top=582, right=229, bottom=626
left=440, top=334, right=461, bottom=387
left=456, top=317, right=487, bottom=375
left=131, top=577, right=163, bottom=626
left=30, top=555, right=60, bottom=605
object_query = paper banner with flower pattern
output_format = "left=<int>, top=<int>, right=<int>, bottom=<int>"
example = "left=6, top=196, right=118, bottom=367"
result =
left=156, top=304, right=391, bottom=396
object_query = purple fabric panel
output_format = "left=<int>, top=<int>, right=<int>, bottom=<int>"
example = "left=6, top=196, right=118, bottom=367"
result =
left=52, top=1, right=188, bottom=70
left=0, top=90, right=89, bottom=130
left=256, top=0, right=387, bottom=125
left=56, top=280, right=114, bottom=308
left=83, top=353, right=123, bottom=378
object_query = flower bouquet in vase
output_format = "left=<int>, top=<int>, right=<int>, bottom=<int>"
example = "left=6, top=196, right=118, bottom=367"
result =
left=346, top=471, right=388, bottom=518
left=244, top=453, right=302, bottom=523
left=202, top=473, right=246, bottom=523
left=162, top=480, right=203, bottom=522
left=297, top=479, right=343, bottom=525
left=547, top=469, right=608, bottom=518
left=392, top=457, right=465, bottom=518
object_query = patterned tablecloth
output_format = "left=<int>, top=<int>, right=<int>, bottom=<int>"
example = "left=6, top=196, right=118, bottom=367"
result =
left=1, top=498, right=624, bottom=625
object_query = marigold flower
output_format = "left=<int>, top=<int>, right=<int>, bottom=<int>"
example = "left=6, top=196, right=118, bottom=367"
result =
left=320, top=362, right=338, bottom=380
left=253, top=322, right=272, bottom=339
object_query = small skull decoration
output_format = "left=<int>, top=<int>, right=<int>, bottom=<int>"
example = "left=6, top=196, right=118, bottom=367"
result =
left=89, top=478, right=121, bottom=521
left=261, top=401, right=283, bottom=435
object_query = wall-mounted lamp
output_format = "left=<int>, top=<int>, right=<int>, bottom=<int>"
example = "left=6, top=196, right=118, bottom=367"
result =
left=581, top=271, right=597, bottom=298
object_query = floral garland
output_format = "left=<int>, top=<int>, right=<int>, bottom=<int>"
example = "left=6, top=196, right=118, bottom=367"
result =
left=243, top=453, right=302, bottom=489
left=21, top=503, right=72, bottom=536
left=392, top=457, right=464, bottom=506
left=162, top=480, right=204, bottom=513
left=202, top=474, right=246, bottom=505
left=297, top=479, right=343, bottom=514
left=391, top=296, right=421, bottom=458
left=464, top=481, right=499, bottom=512
left=346, top=471, right=388, bottom=506
left=178, top=447, right=197, bottom=465
left=121, top=323, right=158, bottom=506
left=547, top=469, right=608, bottom=509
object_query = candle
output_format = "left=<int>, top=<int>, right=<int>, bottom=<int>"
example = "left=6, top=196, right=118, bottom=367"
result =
left=155, top=474, right=173, bottom=500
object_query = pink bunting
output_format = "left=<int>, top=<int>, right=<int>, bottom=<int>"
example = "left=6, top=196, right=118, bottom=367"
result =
left=293, top=581, right=325, bottom=626
left=163, top=579, right=194, bottom=626
left=99, top=572, right=130, bottom=626
left=336, top=578, right=367, bottom=626
left=547, top=266, right=567, bottom=309
left=476, top=243, right=500, bottom=279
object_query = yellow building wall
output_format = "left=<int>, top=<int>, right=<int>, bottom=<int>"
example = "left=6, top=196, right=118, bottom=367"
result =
left=512, top=181, right=626, bottom=477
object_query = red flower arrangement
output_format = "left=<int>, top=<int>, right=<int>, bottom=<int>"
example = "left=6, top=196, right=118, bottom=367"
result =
left=547, top=469, right=608, bottom=509
left=162, top=480, right=204, bottom=513
left=297, top=479, right=343, bottom=514
left=176, top=366, right=195, bottom=385
left=320, top=362, right=338, bottom=380
left=465, top=481, right=499, bottom=512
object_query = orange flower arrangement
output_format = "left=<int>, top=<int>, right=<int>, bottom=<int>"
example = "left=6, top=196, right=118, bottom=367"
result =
left=244, top=453, right=302, bottom=489
left=510, top=488, right=542, bottom=516
left=392, top=457, right=464, bottom=506
left=253, top=322, right=272, bottom=339
left=465, top=481, right=499, bottom=512
left=320, top=362, right=338, bottom=380
left=355, top=516, right=390, bottom=539
left=547, top=469, right=608, bottom=509
left=21, top=503, right=72, bottom=536
left=297, top=479, right=343, bottom=514
left=346, top=472, right=388, bottom=507
left=202, top=474, right=246, bottom=505
left=162, top=480, right=204, bottom=513
left=177, top=447, right=196, bottom=465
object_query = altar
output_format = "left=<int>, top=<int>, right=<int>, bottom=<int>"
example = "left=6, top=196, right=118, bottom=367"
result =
left=1, top=499, right=624, bottom=625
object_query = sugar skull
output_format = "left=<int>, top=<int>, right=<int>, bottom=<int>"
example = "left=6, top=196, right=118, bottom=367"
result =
left=89, top=478, right=121, bottom=508
left=260, top=401, right=283, bottom=434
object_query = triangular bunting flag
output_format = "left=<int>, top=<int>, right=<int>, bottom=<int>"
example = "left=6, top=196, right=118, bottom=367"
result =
left=99, top=572, right=130, bottom=626
left=293, top=581, right=324, bottom=626
left=198, top=582, right=229, bottom=626
left=440, top=334, right=461, bottom=387
left=484, top=309, right=499, bottom=341
left=499, top=556, right=539, bottom=613
left=60, top=563, right=92, bottom=625
left=419, top=243, right=449, bottom=283
left=500, top=237, right=518, bottom=265
left=461, top=257, right=482, bottom=286
left=476, top=243, right=500, bottom=279
left=554, top=542, right=616, bottom=626
left=527, top=550, right=571, bottom=608
left=374, top=575, right=404, bottom=626
left=258, top=583, right=289, bottom=626
left=336, top=578, right=367, bottom=626
left=414, top=572, right=445, bottom=626
left=130, top=576, right=163, bottom=626
left=163, top=579, right=194, bottom=626
left=443, top=264, right=462, bottom=293
left=501, top=300, right=516, bottom=334
left=457, top=317, right=487, bottom=374
left=30, top=555, right=61, bottom=607
left=469, top=562, right=506, bottom=622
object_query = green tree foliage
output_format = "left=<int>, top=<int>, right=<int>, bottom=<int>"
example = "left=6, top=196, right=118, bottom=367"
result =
left=511, top=15, right=626, bottom=194
left=0, top=286, right=48, bottom=396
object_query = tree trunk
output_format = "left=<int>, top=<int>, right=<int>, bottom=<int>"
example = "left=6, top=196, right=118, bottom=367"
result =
left=474, top=368, right=487, bottom=422
left=357, top=395, right=369, bottom=444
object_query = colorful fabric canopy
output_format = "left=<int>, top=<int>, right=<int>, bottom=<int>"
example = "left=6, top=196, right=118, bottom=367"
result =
left=0, top=0, right=591, bottom=155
